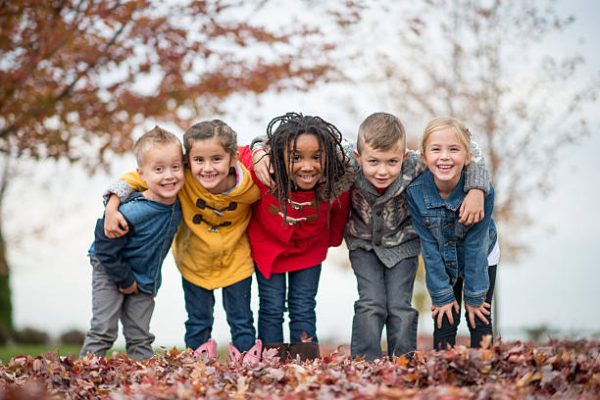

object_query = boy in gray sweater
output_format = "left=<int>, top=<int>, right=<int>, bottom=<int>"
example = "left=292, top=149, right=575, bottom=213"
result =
left=345, top=113, right=489, bottom=360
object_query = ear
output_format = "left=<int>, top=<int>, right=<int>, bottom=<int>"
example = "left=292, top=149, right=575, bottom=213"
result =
left=353, top=148, right=361, bottom=162
left=465, top=151, right=472, bottom=166
left=231, top=150, right=240, bottom=166
left=403, top=149, right=410, bottom=161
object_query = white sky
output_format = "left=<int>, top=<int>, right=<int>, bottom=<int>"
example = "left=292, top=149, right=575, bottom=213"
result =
left=5, top=0, right=600, bottom=348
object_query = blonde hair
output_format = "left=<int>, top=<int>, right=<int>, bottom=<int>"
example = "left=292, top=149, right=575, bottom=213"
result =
left=420, top=116, right=472, bottom=156
left=357, top=112, right=406, bottom=153
left=133, top=126, right=182, bottom=167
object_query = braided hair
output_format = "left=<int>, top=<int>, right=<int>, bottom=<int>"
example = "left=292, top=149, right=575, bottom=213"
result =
left=265, top=112, right=349, bottom=221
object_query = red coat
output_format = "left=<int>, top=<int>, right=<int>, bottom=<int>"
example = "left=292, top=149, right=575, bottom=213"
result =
left=239, top=146, right=351, bottom=278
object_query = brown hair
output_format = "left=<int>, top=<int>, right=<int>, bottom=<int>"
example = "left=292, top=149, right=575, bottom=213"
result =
left=357, top=112, right=406, bottom=153
left=183, top=120, right=238, bottom=159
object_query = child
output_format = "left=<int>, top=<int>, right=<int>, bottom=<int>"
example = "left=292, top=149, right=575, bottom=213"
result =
left=103, top=120, right=262, bottom=364
left=345, top=113, right=490, bottom=360
left=244, top=112, right=355, bottom=361
left=406, top=116, right=499, bottom=350
left=80, top=126, right=184, bottom=360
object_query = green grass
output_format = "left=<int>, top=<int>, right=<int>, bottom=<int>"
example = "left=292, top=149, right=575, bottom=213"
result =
left=0, top=344, right=83, bottom=363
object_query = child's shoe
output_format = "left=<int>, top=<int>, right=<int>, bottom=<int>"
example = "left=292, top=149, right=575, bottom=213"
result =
left=229, top=339, right=263, bottom=366
left=194, top=338, right=217, bottom=359
left=243, top=339, right=262, bottom=366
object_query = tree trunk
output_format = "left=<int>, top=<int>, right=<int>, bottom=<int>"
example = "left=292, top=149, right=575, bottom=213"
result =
left=0, top=155, right=13, bottom=334
left=0, top=221, right=13, bottom=334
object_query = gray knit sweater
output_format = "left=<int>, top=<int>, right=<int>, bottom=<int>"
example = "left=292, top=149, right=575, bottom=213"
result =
left=344, top=145, right=489, bottom=268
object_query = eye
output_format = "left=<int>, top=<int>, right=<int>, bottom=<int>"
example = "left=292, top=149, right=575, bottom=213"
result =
left=154, top=166, right=164, bottom=173
left=172, top=164, right=181, bottom=170
left=368, top=159, right=378, bottom=165
left=312, top=153, right=321, bottom=161
left=193, top=157, right=203, bottom=164
left=292, top=153, right=301, bottom=162
left=450, top=146, right=462, bottom=152
left=388, top=159, right=399, bottom=165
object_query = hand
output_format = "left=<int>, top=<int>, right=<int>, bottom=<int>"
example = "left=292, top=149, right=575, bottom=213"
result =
left=252, top=149, right=274, bottom=188
left=119, top=281, right=138, bottom=295
left=104, top=195, right=128, bottom=238
left=459, top=189, right=484, bottom=225
left=465, top=301, right=491, bottom=329
left=431, top=300, right=459, bottom=329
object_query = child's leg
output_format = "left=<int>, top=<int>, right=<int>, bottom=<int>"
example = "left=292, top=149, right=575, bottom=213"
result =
left=385, top=256, right=419, bottom=357
left=181, top=277, right=215, bottom=350
left=433, top=277, right=463, bottom=350
left=256, top=268, right=287, bottom=343
left=287, top=265, right=321, bottom=343
left=349, top=249, right=387, bottom=361
left=222, top=276, right=256, bottom=352
left=467, top=265, right=497, bottom=348
left=121, top=292, right=156, bottom=360
left=80, top=258, right=123, bottom=358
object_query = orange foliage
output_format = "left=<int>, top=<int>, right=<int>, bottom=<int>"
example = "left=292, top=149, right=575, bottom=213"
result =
left=0, top=0, right=337, bottom=169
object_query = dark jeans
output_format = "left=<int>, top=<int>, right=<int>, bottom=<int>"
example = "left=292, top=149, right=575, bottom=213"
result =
left=182, top=276, right=255, bottom=352
left=256, top=265, right=321, bottom=344
left=350, top=250, right=419, bottom=360
left=433, top=264, right=497, bottom=350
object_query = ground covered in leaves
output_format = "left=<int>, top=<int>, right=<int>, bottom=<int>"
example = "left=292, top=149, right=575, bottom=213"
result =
left=1, top=340, right=599, bottom=399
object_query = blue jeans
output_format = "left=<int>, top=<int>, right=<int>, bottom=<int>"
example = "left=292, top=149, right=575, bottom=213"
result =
left=256, top=265, right=321, bottom=344
left=182, top=276, right=255, bottom=352
left=350, top=249, right=419, bottom=360
left=433, top=264, right=497, bottom=350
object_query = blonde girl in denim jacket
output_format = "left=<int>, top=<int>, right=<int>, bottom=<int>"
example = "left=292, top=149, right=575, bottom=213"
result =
left=406, top=117, right=500, bottom=350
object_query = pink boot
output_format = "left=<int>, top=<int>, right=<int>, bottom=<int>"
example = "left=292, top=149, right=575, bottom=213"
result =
left=243, top=339, right=262, bottom=366
left=194, top=338, right=217, bottom=359
left=229, top=339, right=262, bottom=366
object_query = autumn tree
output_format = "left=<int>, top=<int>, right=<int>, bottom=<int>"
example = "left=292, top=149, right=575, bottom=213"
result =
left=0, top=0, right=338, bottom=335
left=329, top=0, right=599, bottom=332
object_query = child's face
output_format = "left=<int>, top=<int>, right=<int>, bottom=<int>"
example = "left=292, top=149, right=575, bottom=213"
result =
left=188, top=137, right=238, bottom=194
left=137, top=143, right=184, bottom=204
left=354, top=139, right=407, bottom=190
left=422, top=128, right=471, bottom=191
left=284, top=133, right=323, bottom=191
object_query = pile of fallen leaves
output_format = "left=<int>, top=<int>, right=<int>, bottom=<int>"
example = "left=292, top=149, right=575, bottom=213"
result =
left=1, top=339, right=599, bottom=399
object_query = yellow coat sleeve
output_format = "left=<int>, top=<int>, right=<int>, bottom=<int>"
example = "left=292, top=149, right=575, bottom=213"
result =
left=121, top=170, right=148, bottom=192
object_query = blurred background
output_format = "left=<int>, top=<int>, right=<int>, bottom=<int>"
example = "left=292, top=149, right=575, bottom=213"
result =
left=1, top=0, right=599, bottom=350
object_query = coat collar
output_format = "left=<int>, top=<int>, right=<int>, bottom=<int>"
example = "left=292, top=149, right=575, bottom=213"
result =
left=422, top=171, right=465, bottom=211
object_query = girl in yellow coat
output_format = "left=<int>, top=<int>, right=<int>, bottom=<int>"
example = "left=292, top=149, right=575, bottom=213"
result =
left=104, top=120, right=261, bottom=364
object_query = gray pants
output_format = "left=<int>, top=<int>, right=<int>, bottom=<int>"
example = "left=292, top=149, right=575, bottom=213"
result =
left=80, top=258, right=155, bottom=360
left=350, top=249, right=418, bottom=360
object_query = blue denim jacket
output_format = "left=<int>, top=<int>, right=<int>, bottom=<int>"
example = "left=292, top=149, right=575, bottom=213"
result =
left=406, top=171, right=497, bottom=307
left=89, top=192, right=182, bottom=295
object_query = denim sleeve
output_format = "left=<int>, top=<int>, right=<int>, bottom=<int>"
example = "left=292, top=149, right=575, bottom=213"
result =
left=406, top=190, right=455, bottom=307
left=462, top=188, right=495, bottom=307
left=92, top=219, right=135, bottom=289
left=464, top=141, right=490, bottom=194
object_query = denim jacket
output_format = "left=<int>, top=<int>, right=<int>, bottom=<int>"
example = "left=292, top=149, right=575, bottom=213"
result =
left=406, top=171, right=497, bottom=307
left=89, top=192, right=182, bottom=295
